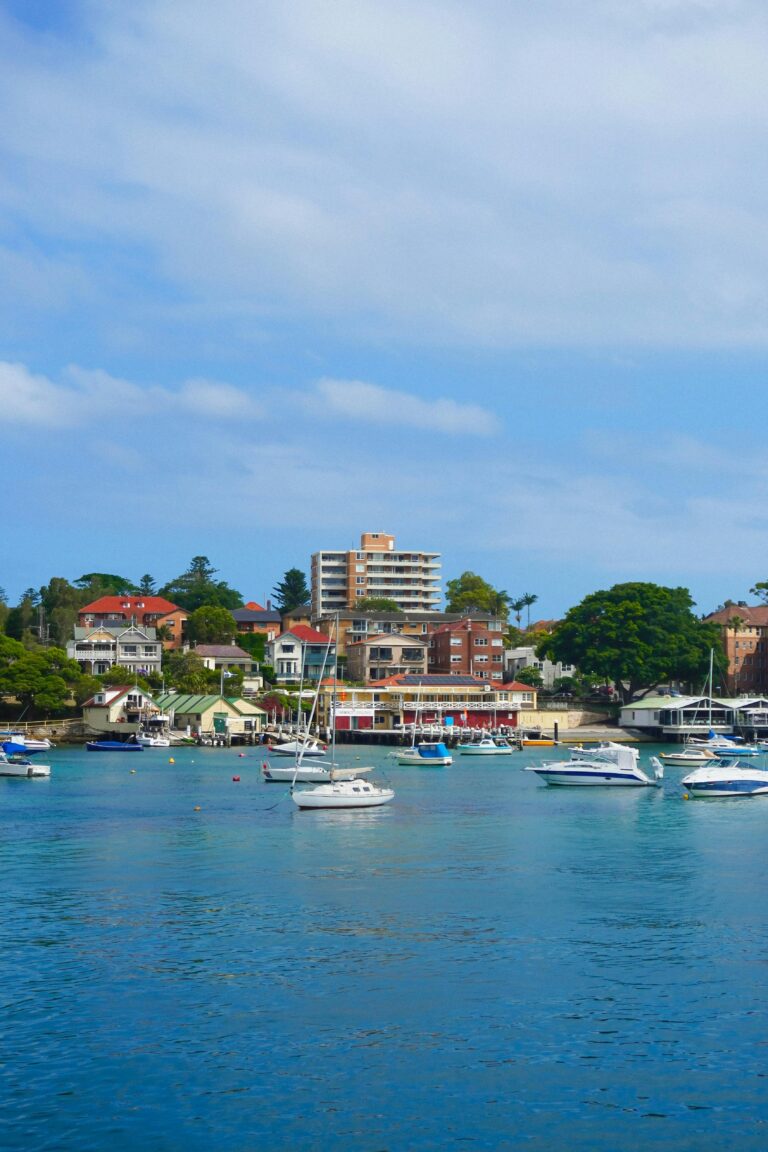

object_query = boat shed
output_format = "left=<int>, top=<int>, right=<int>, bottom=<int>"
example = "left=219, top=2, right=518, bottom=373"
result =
left=619, top=694, right=737, bottom=738
left=153, top=693, right=266, bottom=741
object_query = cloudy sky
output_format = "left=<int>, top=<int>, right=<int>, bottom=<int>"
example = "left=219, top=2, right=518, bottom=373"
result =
left=2, top=0, right=768, bottom=614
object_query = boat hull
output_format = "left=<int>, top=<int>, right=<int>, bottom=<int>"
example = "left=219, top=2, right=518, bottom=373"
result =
left=0, top=760, right=51, bottom=777
left=682, top=766, right=768, bottom=797
left=263, top=762, right=373, bottom=783
left=527, top=768, right=654, bottom=787
left=86, top=742, right=143, bottom=752
left=396, top=751, right=452, bottom=766
left=293, top=786, right=394, bottom=809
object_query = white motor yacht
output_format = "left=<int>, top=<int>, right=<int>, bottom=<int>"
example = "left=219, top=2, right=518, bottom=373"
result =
left=681, top=762, right=768, bottom=797
left=525, top=743, right=663, bottom=787
left=0, top=750, right=51, bottom=777
left=457, top=737, right=514, bottom=756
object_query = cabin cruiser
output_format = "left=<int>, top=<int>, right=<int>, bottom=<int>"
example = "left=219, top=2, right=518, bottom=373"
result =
left=525, top=742, right=663, bottom=787
left=293, top=778, right=394, bottom=810
left=681, top=761, right=768, bottom=797
left=658, top=746, right=717, bottom=767
left=0, top=745, right=51, bottom=777
left=395, top=741, right=453, bottom=766
left=457, top=737, right=514, bottom=756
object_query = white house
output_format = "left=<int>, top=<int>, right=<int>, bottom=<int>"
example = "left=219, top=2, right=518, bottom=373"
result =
left=82, top=685, right=164, bottom=734
left=68, top=625, right=163, bottom=677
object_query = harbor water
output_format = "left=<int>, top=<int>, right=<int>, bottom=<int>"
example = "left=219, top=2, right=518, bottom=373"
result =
left=2, top=743, right=768, bottom=1151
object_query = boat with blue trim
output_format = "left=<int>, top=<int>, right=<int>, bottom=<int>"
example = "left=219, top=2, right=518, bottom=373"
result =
left=681, top=761, right=768, bottom=797
left=395, top=741, right=453, bottom=766
left=86, top=740, right=143, bottom=752
left=525, top=742, right=663, bottom=787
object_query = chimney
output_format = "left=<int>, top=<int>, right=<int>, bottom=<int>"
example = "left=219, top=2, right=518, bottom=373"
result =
left=267, top=599, right=271, bottom=610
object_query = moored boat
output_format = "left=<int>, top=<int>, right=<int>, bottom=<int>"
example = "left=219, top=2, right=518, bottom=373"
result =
left=0, top=748, right=51, bottom=777
left=525, top=743, right=663, bottom=787
left=395, top=741, right=453, bottom=766
left=293, top=778, right=395, bottom=809
left=458, top=737, right=514, bottom=756
left=263, top=759, right=373, bottom=783
left=86, top=740, right=143, bottom=752
left=681, top=762, right=768, bottom=797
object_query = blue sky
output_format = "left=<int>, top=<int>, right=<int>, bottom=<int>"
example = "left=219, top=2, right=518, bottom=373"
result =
left=2, top=0, right=768, bottom=616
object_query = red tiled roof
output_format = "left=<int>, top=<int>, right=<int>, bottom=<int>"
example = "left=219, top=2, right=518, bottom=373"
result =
left=497, top=681, right=538, bottom=692
left=80, top=595, right=181, bottom=615
left=244, top=601, right=265, bottom=611
left=285, top=624, right=332, bottom=644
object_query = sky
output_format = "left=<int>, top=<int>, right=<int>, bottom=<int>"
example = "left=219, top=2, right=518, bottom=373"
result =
left=2, top=0, right=768, bottom=617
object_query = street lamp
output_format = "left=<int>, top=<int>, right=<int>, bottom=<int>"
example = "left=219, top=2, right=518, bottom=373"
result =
left=220, top=668, right=233, bottom=695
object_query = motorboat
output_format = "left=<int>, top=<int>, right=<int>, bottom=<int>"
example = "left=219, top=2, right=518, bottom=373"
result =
left=681, top=761, right=768, bottom=797
left=0, top=732, right=54, bottom=751
left=269, top=738, right=327, bottom=757
left=293, top=778, right=395, bottom=810
left=395, top=741, right=453, bottom=766
left=525, top=743, right=663, bottom=787
left=86, top=740, right=143, bottom=752
left=457, top=737, right=514, bottom=756
left=0, top=747, right=51, bottom=777
left=262, top=759, right=373, bottom=783
left=690, top=730, right=760, bottom=757
left=659, top=747, right=717, bottom=767
left=136, top=732, right=172, bottom=747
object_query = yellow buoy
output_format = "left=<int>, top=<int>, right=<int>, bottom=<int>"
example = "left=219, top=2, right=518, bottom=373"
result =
left=169, top=757, right=175, bottom=764
left=683, top=793, right=689, bottom=800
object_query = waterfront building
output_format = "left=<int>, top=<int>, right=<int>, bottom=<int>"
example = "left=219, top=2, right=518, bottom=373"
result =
left=428, top=617, right=506, bottom=682
left=315, top=674, right=538, bottom=734
left=345, top=633, right=428, bottom=682
left=152, top=692, right=266, bottom=739
left=67, top=625, right=163, bottom=677
left=311, top=531, right=441, bottom=617
left=702, top=602, right=768, bottom=694
left=619, top=693, right=768, bottom=738
left=82, top=684, right=164, bottom=734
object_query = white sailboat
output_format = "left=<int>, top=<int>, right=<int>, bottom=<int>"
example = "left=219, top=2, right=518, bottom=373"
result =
left=292, top=617, right=394, bottom=810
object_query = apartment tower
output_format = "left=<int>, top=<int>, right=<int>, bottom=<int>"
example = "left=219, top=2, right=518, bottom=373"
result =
left=311, top=532, right=441, bottom=618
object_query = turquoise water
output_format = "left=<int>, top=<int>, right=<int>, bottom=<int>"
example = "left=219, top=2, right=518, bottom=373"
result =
left=2, top=743, right=768, bottom=1151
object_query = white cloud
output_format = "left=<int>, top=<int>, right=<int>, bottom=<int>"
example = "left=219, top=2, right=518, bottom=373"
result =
left=2, top=2, right=768, bottom=346
left=311, top=378, right=498, bottom=435
left=0, top=361, right=261, bottom=427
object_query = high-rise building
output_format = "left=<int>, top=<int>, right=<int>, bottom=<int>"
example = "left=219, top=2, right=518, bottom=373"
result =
left=311, top=531, right=441, bottom=617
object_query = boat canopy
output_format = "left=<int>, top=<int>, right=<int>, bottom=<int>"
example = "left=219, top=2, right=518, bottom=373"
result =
left=417, top=742, right=450, bottom=758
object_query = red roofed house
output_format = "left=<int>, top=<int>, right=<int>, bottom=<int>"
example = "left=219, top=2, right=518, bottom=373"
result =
left=266, top=625, right=334, bottom=684
left=429, top=617, right=506, bottom=682
left=78, top=596, right=188, bottom=650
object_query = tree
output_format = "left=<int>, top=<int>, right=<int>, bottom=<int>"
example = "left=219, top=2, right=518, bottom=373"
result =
left=187, top=605, right=237, bottom=645
left=0, top=638, right=83, bottom=716
left=445, top=572, right=511, bottom=621
left=75, top=573, right=138, bottom=595
left=272, top=568, right=310, bottom=613
left=354, top=597, right=403, bottom=612
left=138, top=574, right=156, bottom=594
left=162, top=650, right=211, bottom=694
left=537, top=582, right=720, bottom=703
left=5, top=590, right=40, bottom=643
left=750, top=582, right=768, bottom=603
left=521, top=592, right=538, bottom=628
left=160, top=556, right=242, bottom=612
left=515, top=665, right=543, bottom=688
left=0, top=586, right=8, bottom=634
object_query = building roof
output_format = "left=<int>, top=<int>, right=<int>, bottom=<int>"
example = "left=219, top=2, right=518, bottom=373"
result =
left=233, top=606, right=282, bottom=623
left=153, top=692, right=265, bottom=715
left=348, top=632, right=428, bottom=648
left=368, top=673, right=492, bottom=688
left=80, top=595, right=181, bottom=616
left=704, top=604, right=768, bottom=626
left=73, top=625, right=157, bottom=641
left=317, top=609, right=495, bottom=623
left=430, top=618, right=493, bottom=635
left=496, top=681, right=539, bottom=692
left=83, top=685, right=156, bottom=707
left=193, top=644, right=252, bottom=659
left=283, top=625, right=333, bottom=644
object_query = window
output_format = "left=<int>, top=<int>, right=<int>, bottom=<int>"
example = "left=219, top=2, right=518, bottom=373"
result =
left=356, top=577, right=365, bottom=584
left=450, top=637, right=462, bottom=647
left=355, top=564, right=365, bottom=573
left=450, top=655, right=462, bottom=664
left=474, top=638, right=488, bottom=647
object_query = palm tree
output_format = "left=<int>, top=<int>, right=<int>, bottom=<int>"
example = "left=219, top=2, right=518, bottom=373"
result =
left=521, top=592, right=538, bottom=629
left=510, top=597, right=527, bottom=628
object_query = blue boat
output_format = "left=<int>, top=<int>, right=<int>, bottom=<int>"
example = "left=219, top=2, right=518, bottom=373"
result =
left=395, top=741, right=453, bottom=766
left=86, top=740, right=144, bottom=752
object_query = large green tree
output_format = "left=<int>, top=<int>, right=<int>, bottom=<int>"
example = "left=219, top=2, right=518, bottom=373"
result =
left=0, top=636, right=84, bottom=715
left=446, top=572, right=511, bottom=621
left=272, top=568, right=310, bottom=613
left=75, top=573, right=139, bottom=595
left=187, top=605, right=237, bottom=645
left=162, top=649, right=213, bottom=694
left=537, top=582, right=720, bottom=703
left=160, top=556, right=242, bottom=612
